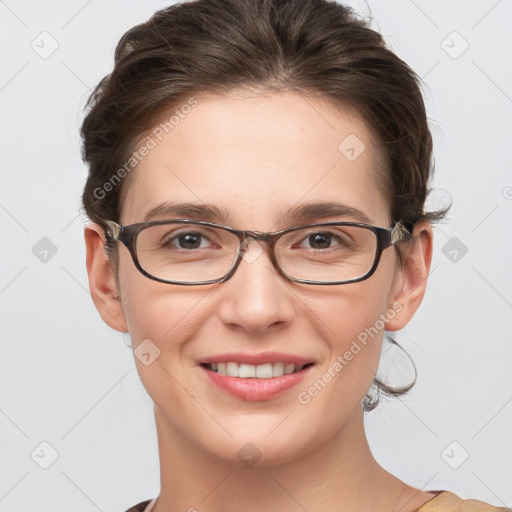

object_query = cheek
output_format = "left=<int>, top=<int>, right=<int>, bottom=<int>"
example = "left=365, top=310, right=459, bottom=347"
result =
left=116, top=253, right=206, bottom=361
left=310, top=275, right=392, bottom=351
left=319, top=297, right=384, bottom=383
left=303, top=268, right=397, bottom=398
left=119, top=278, right=209, bottom=411
left=122, top=285, right=204, bottom=347
left=119, top=291, right=225, bottom=434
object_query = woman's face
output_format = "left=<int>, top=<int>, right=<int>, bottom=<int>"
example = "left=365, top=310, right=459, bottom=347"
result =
left=88, top=91, right=429, bottom=465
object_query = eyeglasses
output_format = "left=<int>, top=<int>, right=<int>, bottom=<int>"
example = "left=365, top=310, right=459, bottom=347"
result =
left=103, top=218, right=410, bottom=286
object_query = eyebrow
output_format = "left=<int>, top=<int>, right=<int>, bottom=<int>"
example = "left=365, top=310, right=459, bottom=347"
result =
left=143, top=200, right=374, bottom=225
left=143, top=201, right=230, bottom=223
left=281, top=201, right=374, bottom=225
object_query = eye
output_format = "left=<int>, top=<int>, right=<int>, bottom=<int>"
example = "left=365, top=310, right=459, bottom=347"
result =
left=295, top=230, right=353, bottom=251
left=164, top=231, right=213, bottom=250
left=304, top=232, right=335, bottom=250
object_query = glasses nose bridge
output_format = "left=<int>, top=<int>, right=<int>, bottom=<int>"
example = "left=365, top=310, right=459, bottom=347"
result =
left=231, top=229, right=286, bottom=284
left=236, top=230, right=281, bottom=268
left=239, top=229, right=278, bottom=251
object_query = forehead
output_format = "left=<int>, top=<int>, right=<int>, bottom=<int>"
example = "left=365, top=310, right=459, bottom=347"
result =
left=121, top=91, right=390, bottom=228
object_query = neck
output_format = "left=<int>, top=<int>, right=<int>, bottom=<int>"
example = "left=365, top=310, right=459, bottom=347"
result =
left=151, top=404, right=407, bottom=512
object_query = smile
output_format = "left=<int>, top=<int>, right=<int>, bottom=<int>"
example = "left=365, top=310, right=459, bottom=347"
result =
left=203, top=362, right=309, bottom=378
left=199, top=353, right=315, bottom=400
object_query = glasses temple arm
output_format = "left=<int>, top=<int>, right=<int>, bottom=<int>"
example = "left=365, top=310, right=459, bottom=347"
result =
left=391, top=220, right=412, bottom=244
left=104, top=220, right=121, bottom=240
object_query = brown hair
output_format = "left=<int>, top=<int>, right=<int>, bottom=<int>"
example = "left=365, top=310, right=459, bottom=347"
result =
left=80, top=0, right=450, bottom=410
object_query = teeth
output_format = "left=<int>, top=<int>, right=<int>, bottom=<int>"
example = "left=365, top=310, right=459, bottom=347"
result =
left=284, top=363, right=295, bottom=375
left=207, top=362, right=306, bottom=378
left=256, top=363, right=272, bottom=379
left=272, top=362, right=284, bottom=377
left=226, top=362, right=239, bottom=377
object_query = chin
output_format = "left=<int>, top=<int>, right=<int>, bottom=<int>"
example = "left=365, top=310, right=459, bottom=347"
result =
left=190, top=415, right=328, bottom=468
left=205, top=436, right=310, bottom=468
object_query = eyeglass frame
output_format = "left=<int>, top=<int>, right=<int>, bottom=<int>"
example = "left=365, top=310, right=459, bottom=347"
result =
left=102, top=218, right=411, bottom=286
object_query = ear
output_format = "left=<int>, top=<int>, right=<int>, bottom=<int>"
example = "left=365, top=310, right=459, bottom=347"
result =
left=84, top=222, right=128, bottom=333
left=385, top=221, right=433, bottom=331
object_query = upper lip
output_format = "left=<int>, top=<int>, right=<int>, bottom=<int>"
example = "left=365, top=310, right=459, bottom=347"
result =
left=198, top=351, right=314, bottom=366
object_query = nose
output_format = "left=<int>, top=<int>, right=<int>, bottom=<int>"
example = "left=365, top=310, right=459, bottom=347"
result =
left=216, top=238, right=295, bottom=334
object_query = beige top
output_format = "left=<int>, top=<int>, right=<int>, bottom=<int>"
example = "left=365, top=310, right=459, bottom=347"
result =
left=125, top=491, right=511, bottom=512
left=416, top=491, right=511, bottom=511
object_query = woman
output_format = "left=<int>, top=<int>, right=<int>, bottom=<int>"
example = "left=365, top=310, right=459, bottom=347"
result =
left=79, top=0, right=510, bottom=511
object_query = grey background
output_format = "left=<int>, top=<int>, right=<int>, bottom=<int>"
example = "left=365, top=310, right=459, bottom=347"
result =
left=0, top=1, right=511, bottom=511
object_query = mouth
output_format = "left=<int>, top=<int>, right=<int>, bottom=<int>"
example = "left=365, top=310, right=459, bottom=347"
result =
left=201, top=361, right=314, bottom=378
left=198, top=354, right=315, bottom=400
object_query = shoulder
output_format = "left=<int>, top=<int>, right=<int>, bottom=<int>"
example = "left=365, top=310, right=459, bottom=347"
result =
left=460, top=497, right=512, bottom=512
left=418, top=491, right=512, bottom=512
left=123, top=499, right=153, bottom=512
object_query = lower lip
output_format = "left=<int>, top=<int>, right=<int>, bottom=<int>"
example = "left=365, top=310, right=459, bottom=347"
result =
left=200, top=365, right=313, bottom=401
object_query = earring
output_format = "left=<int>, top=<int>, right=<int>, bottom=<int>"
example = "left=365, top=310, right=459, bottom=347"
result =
left=122, top=332, right=132, bottom=349
left=113, top=291, right=120, bottom=299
